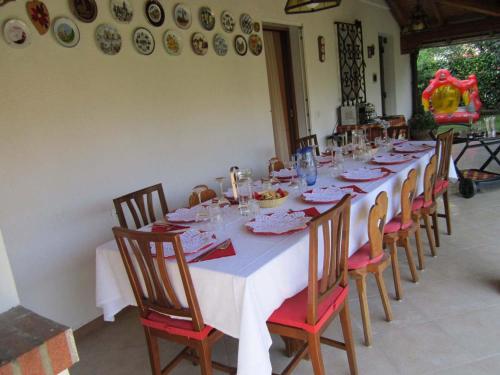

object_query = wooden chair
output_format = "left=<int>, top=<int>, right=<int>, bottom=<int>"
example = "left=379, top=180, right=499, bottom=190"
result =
left=113, top=184, right=169, bottom=229
left=412, top=154, right=438, bottom=264
left=188, top=185, right=217, bottom=208
left=296, top=134, right=320, bottom=155
left=266, top=195, right=358, bottom=375
left=348, top=191, right=393, bottom=346
left=383, top=169, right=424, bottom=300
left=433, top=129, right=454, bottom=246
left=112, top=227, right=235, bottom=375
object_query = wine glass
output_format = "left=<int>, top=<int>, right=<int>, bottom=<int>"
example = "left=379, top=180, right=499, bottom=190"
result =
left=193, top=186, right=209, bottom=222
left=286, top=159, right=300, bottom=196
left=215, top=177, right=230, bottom=206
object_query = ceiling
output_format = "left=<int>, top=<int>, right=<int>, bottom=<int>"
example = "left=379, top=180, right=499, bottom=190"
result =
left=385, top=0, right=500, bottom=53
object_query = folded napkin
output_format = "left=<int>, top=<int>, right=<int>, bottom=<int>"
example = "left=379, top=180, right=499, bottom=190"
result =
left=150, top=229, right=216, bottom=258
left=316, top=155, right=332, bottom=164
left=372, top=154, right=412, bottom=164
left=342, top=168, right=385, bottom=180
left=166, top=206, right=202, bottom=223
left=151, top=223, right=189, bottom=233
left=189, top=240, right=236, bottom=263
left=246, top=210, right=312, bottom=234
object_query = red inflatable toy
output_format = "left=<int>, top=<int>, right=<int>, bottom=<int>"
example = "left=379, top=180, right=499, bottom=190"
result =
left=422, top=69, right=482, bottom=124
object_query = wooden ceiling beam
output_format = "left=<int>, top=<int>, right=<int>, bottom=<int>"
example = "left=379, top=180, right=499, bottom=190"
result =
left=426, top=0, right=444, bottom=26
left=385, top=0, right=408, bottom=27
left=437, top=0, right=500, bottom=17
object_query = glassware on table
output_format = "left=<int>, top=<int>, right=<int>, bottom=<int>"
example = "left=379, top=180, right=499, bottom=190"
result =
left=329, top=160, right=343, bottom=178
left=296, top=147, right=317, bottom=186
left=237, top=176, right=252, bottom=216
left=248, top=199, right=260, bottom=217
left=192, top=186, right=209, bottom=222
left=285, top=159, right=301, bottom=197
left=215, top=177, right=230, bottom=207
left=261, top=177, right=272, bottom=191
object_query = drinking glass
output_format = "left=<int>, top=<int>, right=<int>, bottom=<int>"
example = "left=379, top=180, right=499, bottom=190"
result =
left=192, top=186, right=209, bottom=222
left=215, top=177, right=230, bottom=206
left=329, top=160, right=343, bottom=178
left=237, top=177, right=252, bottom=216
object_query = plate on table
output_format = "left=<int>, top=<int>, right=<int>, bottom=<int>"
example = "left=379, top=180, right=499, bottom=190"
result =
left=165, top=206, right=209, bottom=223
left=372, top=153, right=412, bottom=165
left=133, top=27, right=155, bottom=55
left=70, top=0, right=98, bottom=23
left=111, top=0, right=133, bottom=23
left=340, top=167, right=390, bottom=182
left=245, top=210, right=312, bottom=235
left=248, top=34, right=262, bottom=56
left=53, top=17, right=80, bottom=48
left=3, top=19, right=31, bottom=48
left=145, top=0, right=165, bottom=27
left=221, top=10, right=235, bottom=33
left=393, top=142, right=433, bottom=153
left=199, top=6, right=215, bottom=30
left=213, top=33, right=228, bottom=56
left=316, top=155, right=332, bottom=165
left=148, top=229, right=216, bottom=258
left=239, top=13, right=253, bottom=34
left=271, top=168, right=297, bottom=181
left=163, top=30, right=182, bottom=55
left=174, top=3, right=192, bottom=29
left=234, top=35, right=247, bottom=56
left=95, top=24, right=122, bottom=55
left=191, top=32, right=208, bottom=55
left=302, top=187, right=355, bottom=204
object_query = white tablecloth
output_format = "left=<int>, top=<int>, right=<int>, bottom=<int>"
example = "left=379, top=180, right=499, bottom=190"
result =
left=96, top=144, right=456, bottom=375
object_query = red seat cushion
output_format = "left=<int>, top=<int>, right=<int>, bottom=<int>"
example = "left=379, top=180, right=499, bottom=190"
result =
left=140, top=311, right=213, bottom=340
left=384, top=216, right=413, bottom=234
left=348, top=242, right=384, bottom=270
left=268, top=285, right=348, bottom=334
left=412, top=196, right=433, bottom=212
left=434, top=179, right=449, bottom=194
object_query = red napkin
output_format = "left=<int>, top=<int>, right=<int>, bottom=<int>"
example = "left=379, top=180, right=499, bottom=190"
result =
left=189, top=240, right=236, bottom=263
left=373, top=167, right=396, bottom=174
left=290, top=207, right=321, bottom=218
left=151, top=223, right=189, bottom=233
left=341, top=185, right=367, bottom=194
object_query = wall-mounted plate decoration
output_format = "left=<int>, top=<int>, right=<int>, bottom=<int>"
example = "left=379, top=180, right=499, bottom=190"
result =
left=253, top=22, right=260, bottom=33
left=53, top=17, right=80, bottom=48
left=133, top=27, right=154, bottom=55
left=26, top=0, right=50, bottom=35
left=248, top=34, right=262, bottom=56
left=0, top=0, right=15, bottom=7
left=145, top=0, right=164, bottom=27
left=234, top=34, right=247, bottom=56
left=191, top=32, right=208, bottom=55
left=220, top=10, right=235, bottom=33
left=111, top=0, right=133, bottom=23
left=174, top=3, right=191, bottom=29
left=199, top=6, right=215, bottom=31
left=240, top=13, right=253, bottom=34
left=95, top=23, right=121, bottom=55
left=213, top=33, right=227, bottom=56
left=3, top=19, right=31, bottom=48
left=163, top=29, right=182, bottom=55
left=70, top=0, right=98, bottom=23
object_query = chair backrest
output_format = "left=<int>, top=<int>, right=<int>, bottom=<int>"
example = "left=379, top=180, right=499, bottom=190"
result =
left=400, top=169, right=417, bottom=225
left=296, top=134, right=320, bottom=155
left=368, top=191, right=388, bottom=259
left=436, top=129, right=453, bottom=181
left=424, top=154, right=438, bottom=203
left=112, top=227, right=205, bottom=331
left=113, top=184, right=169, bottom=229
left=306, top=195, right=351, bottom=326
left=268, top=157, right=285, bottom=173
left=188, top=185, right=217, bottom=208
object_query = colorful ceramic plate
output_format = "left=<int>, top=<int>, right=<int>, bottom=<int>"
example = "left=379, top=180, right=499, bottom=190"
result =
left=95, top=24, right=122, bottom=55
left=163, top=29, right=182, bottom=55
left=221, top=10, right=235, bottom=33
left=234, top=35, right=247, bottom=56
left=253, top=22, right=260, bottom=33
left=133, top=27, right=155, bottom=55
left=174, top=3, right=192, bottom=29
left=213, top=33, right=228, bottom=56
left=199, top=6, right=215, bottom=30
left=26, top=0, right=50, bottom=35
left=111, top=0, right=133, bottom=23
left=3, top=19, right=31, bottom=48
left=70, top=0, right=98, bottom=23
left=191, top=32, right=208, bottom=55
left=240, top=13, right=253, bottom=34
left=145, top=0, right=165, bottom=27
left=53, top=17, right=80, bottom=48
left=249, top=34, right=262, bottom=56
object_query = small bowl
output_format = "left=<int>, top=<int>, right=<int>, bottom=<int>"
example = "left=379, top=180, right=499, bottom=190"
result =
left=255, top=190, right=289, bottom=208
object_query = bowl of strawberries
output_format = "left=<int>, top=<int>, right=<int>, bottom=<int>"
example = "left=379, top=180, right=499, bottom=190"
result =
left=253, top=188, right=289, bottom=208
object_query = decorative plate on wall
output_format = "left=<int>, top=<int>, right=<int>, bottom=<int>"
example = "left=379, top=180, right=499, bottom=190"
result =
left=220, top=10, right=235, bottom=33
left=174, top=3, right=192, bottom=29
left=239, top=13, right=253, bottom=34
left=213, top=33, right=228, bottom=56
left=248, top=34, right=262, bottom=56
left=111, top=0, right=133, bottom=23
left=199, top=6, right=215, bottom=31
left=163, top=29, right=182, bottom=55
left=234, top=34, right=247, bottom=56
left=26, top=0, right=50, bottom=35
left=3, top=19, right=31, bottom=48
left=145, top=0, right=165, bottom=27
left=95, top=23, right=122, bottom=55
left=70, top=0, right=98, bottom=23
left=253, top=22, right=260, bottom=33
left=191, top=32, right=208, bottom=55
left=53, top=17, right=80, bottom=48
left=133, top=27, right=155, bottom=55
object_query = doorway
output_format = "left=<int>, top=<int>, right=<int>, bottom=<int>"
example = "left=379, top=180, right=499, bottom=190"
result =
left=264, top=24, right=309, bottom=161
left=378, top=34, right=396, bottom=116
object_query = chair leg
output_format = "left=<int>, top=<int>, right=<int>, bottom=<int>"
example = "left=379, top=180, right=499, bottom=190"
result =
left=388, top=241, right=403, bottom=300
left=403, top=237, right=419, bottom=283
left=143, top=328, right=162, bottom=375
left=355, top=276, right=372, bottom=346
left=339, top=301, right=358, bottom=375
left=374, top=271, right=393, bottom=322
left=308, top=333, right=325, bottom=375
left=197, top=340, right=213, bottom=375
left=414, top=224, right=425, bottom=271
left=443, top=191, right=452, bottom=235
left=432, top=211, right=440, bottom=247
left=423, top=214, right=437, bottom=257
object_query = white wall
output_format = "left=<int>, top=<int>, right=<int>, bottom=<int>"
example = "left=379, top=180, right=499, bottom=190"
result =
left=0, top=0, right=410, bottom=328
left=0, top=229, right=20, bottom=313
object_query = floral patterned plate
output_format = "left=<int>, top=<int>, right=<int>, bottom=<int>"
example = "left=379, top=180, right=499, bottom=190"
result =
left=95, top=24, right=122, bottom=55
left=145, top=0, right=165, bottom=27
left=240, top=13, right=253, bottom=34
left=111, top=0, right=133, bottom=23
left=70, top=0, right=98, bottom=23
left=3, top=19, right=31, bottom=48
left=249, top=34, right=263, bottom=56
left=174, top=3, right=192, bottom=29
left=26, top=0, right=50, bottom=35
left=53, top=17, right=80, bottom=48
left=234, top=34, right=247, bottom=56
left=163, top=29, right=182, bottom=56
left=213, top=33, right=228, bottom=56
left=133, top=27, right=155, bottom=55
left=192, top=32, right=208, bottom=55
left=199, top=6, right=215, bottom=30
left=221, top=10, right=235, bottom=33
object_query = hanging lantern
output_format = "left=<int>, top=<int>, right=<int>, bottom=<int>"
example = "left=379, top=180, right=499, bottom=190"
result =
left=409, top=0, right=428, bottom=31
left=285, top=0, right=341, bottom=14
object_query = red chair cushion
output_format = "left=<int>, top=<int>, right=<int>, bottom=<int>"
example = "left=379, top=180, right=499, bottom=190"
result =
left=140, top=311, right=213, bottom=340
left=434, top=179, right=449, bottom=194
left=348, top=242, right=384, bottom=270
left=412, top=196, right=433, bottom=212
left=268, top=285, right=348, bottom=334
left=384, top=216, right=413, bottom=234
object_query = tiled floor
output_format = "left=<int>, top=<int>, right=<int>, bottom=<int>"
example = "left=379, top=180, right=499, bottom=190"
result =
left=72, top=183, right=500, bottom=375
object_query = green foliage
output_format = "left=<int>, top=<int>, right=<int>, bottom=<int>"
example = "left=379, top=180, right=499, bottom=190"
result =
left=408, top=110, right=436, bottom=130
left=417, top=40, right=500, bottom=110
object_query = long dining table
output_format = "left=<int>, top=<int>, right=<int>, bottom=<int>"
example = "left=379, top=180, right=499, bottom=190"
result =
left=95, top=141, right=457, bottom=375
